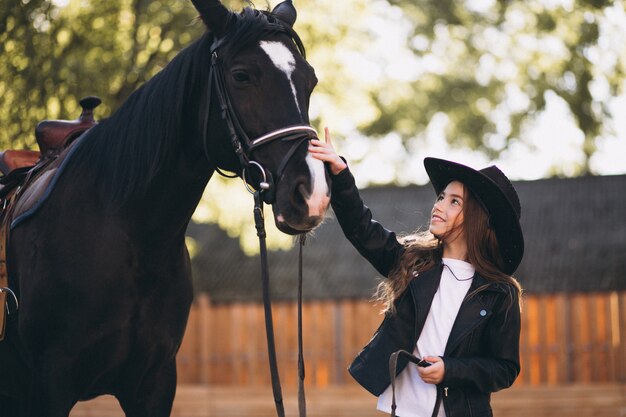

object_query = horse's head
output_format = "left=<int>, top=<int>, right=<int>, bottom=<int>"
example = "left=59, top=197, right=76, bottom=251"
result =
left=192, top=0, right=330, bottom=235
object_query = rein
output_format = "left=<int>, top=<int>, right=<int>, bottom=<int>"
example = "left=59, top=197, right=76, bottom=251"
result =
left=254, top=191, right=307, bottom=417
left=204, top=34, right=314, bottom=417
left=388, top=350, right=433, bottom=417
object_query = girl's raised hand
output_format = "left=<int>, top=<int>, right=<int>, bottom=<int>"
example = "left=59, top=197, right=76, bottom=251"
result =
left=308, top=127, right=347, bottom=175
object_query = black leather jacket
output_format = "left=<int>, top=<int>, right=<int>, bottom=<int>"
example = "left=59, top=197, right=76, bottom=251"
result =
left=331, top=168, right=521, bottom=417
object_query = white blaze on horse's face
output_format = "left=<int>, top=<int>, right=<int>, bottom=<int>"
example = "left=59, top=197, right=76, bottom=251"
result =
left=259, top=40, right=301, bottom=114
left=304, top=153, right=330, bottom=217
left=259, top=40, right=330, bottom=219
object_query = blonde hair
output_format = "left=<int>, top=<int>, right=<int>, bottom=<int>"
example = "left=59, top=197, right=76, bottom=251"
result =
left=375, top=230, right=441, bottom=313
left=376, top=183, right=523, bottom=314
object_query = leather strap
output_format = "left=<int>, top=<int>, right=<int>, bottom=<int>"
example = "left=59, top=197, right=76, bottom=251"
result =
left=254, top=191, right=307, bottom=417
left=388, top=350, right=432, bottom=417
left=203, top=45, right=318, bottom=205
left=254, top=192, right=285, bottom=417
left=0, top=188, right=19, bottom=341
left=297, top=234, right=306, bottom=417
left=0, top=290, right=6, bottom=340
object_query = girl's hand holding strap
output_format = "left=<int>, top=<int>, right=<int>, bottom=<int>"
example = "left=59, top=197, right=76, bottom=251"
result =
left=418, top=356, right=445, bottom=385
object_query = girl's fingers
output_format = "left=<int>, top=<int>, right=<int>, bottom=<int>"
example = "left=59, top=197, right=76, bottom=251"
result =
left=308, top=143, right=327, bottom=154
left=324, top=127, right=332, bottom=146
left=310, top=127, right=347, bottom=175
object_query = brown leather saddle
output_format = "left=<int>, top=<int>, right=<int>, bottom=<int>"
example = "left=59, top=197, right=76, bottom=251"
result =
left=0, top=96, right=101, bottom=176
left=0, top=96, right=101, bottom=340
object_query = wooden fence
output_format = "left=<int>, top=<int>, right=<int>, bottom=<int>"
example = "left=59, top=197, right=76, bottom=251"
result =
left=176, top=291, right=626, bottom=387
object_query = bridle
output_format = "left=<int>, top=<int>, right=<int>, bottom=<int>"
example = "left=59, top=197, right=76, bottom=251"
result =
left=202, top=36, right=318, bottom=205
left=202, top=34, right=315, bottom=417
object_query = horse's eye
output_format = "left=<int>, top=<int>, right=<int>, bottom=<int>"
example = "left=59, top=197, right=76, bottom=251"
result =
left=232, top=70, right=251, bottom=83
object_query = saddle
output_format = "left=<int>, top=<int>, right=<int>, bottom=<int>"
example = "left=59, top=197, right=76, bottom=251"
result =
left=0, top=96, right=101, bottom=177
left=35, top=96, right=101, bottom=158
left=0, top=96, right=101, bottom=341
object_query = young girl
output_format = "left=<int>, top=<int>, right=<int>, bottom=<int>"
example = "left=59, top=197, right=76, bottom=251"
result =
left=309, top=129, right=524, bottom=417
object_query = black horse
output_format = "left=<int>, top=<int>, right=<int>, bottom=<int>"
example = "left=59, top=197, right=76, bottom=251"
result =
left=0, top=0, right=330, bottom=415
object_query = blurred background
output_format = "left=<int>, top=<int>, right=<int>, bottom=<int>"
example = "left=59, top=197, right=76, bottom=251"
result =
left=2, top=0, right=625, bottom=415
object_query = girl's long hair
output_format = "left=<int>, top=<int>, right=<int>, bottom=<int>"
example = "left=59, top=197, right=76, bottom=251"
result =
left=377, top=182, right=523, bottom=313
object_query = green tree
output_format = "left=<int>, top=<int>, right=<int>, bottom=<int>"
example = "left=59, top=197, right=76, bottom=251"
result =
left=368, top=0, right=626, bottom=175
left=0, top=0, right=203, bottom=149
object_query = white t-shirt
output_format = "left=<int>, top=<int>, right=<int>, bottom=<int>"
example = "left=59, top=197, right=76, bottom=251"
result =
left=377, top=258, right=475, bottom=417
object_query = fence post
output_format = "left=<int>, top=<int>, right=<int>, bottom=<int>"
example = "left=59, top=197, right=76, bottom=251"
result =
left=198, top=294, right=212, bottom=384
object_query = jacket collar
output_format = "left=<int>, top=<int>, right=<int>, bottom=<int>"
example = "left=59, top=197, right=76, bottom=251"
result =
left=407, top=261, right=509, bottom=355
left=469, top=271, right=510, bottom=294
left=408, top=264, right=443, bottom=341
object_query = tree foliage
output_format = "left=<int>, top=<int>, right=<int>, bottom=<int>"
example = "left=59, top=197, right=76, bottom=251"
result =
left=371, top=0, right=626, bottom=174
left=0, top=0, right=203, bottom=149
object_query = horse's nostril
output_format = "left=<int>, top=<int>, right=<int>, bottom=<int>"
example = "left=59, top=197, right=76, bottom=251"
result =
left=297, top=183, right=310, bottom=199
left=289, top=182, right=307, bottom=207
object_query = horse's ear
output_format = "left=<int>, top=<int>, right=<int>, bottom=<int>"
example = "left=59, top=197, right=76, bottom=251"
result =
left=190, top=0, right=233, bottom=37
left=271, top=0, right=297, bottom=28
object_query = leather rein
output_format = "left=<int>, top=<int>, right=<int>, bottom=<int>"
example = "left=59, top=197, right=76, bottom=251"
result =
left=203, top=36, right=313, bottom=417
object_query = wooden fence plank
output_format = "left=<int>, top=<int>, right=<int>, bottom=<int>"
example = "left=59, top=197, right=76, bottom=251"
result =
left=593, top=293, right=610, bottom=382
left=544, top=294, right=559, bottom=384
left=523, top=295, right=542, bottom=384
left=613, top=291, right=626, bottom=382
left=199, top=294, right=212, bottom=384
left=553, top=293, right=569, bottom=384
left=572, top=293, right=592, bottom=383
left=536, top=294, right=549, bottom=383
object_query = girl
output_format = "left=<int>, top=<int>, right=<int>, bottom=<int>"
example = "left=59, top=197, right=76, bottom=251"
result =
left=309, top=129, right=524, bottom=417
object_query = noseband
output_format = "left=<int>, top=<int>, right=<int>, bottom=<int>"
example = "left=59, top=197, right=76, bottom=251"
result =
left=202, top=37, right=318, bottom=204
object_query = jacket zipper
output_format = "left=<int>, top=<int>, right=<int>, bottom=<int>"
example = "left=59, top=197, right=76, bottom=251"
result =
left=432, top=386, right=449, bottom=417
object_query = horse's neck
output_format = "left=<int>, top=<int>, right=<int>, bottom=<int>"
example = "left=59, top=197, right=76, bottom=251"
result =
left=127, top=153, right=213, bottom=241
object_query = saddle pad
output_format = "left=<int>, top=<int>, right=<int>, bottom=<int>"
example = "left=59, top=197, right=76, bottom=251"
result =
left=10, top=132, right=87, bottom=230
left=11, top=169, right=58, bottom=223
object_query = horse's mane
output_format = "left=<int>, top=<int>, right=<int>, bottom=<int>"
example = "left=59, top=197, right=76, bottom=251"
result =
left=69, top=33, right=212, bottom=207
left=70, top=7, right=305, bottom=207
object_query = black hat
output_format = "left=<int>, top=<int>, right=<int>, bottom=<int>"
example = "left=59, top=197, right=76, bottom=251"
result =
left=423, top=157, right=524, bottom=275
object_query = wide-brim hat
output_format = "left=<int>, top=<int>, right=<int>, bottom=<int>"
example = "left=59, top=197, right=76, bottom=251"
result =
left=423, top=157, right=524, bottom=275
